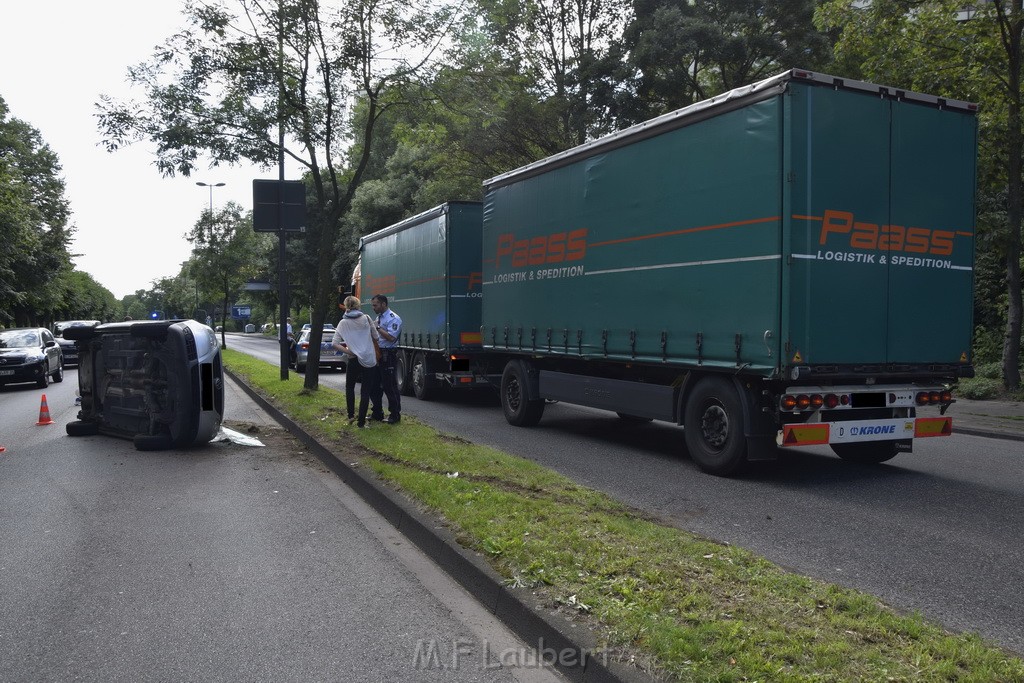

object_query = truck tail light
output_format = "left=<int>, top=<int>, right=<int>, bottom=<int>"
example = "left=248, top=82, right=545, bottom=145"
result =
left=781, top=395, right=798, bottom=410
left=824, top=394, right=839, bottom=408
left=810, top=394, right=824, bottom=408
left=916, top=390, right=952, bottom=406
left=796, top=394, right=811, bottom=409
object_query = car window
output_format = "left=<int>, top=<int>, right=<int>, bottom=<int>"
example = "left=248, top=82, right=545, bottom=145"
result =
left=0, top=330, right=39, bottom=348
left=42, top=330, right=55, bottom=344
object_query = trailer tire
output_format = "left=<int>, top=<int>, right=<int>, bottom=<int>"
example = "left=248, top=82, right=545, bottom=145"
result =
left=831, top=441, right=900, bottom=464
left=411, top=352, right=439, bottom=401
left=397, top=352, right=414, bottom=396
left=501, top=361, right=544, bottom=427
left=683, top=376, right=748, bottom=476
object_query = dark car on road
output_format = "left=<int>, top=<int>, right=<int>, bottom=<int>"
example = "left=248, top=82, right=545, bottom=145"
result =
left=0, top=327, right=64, bottom=388
left=53, top=320, right=100, bottom=366
left=294, top=324, right=344, bottom=373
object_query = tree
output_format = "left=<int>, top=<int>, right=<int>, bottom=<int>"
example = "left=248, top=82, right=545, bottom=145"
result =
left=609, top=0, right=832, bottom=126
left=97, top=0, right=459, bottom=389
left=470, top=0, right=632, bottom=147
left=0, top=95, right=74, bottom=327
left=817, top=0, right=1024, bottom=388
left=187, top=202, right=270, bottom=346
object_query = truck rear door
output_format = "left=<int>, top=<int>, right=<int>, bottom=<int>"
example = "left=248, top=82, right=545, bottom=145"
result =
left=783, top=81, right=976, bottom=371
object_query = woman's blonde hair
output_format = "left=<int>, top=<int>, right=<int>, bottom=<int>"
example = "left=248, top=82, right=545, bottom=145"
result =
left=343, top=295, right=361, bottom=311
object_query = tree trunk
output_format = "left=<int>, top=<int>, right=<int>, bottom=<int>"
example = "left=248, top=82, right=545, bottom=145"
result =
left=1001, top=0, right=1023, bottom=389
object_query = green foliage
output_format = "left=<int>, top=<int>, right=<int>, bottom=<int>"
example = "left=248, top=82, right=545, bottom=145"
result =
left=615, top=0, right=833, bottom=125
left=0, top=95, right=76, bottom=326
left=955, top=377, right=1004, bottom=400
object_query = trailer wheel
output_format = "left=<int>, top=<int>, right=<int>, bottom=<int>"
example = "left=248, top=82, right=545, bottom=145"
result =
left=831, top=441, right=900, bottom=464
left=396, top=352, right=414, bottom=396
left=501, top=361, right=545, bottom=426
left=683, top=376, right=748, bottom=476
left=411, top=352, right=439, bottom=401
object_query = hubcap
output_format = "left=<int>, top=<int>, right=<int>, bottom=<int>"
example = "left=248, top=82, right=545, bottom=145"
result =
left=700, top=403, right=729, bottom=450
left=506, top=378, right=522, bottom=410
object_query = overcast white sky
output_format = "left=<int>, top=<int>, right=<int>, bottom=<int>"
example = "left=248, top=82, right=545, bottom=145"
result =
left=1, top=1, right=294, bottom=300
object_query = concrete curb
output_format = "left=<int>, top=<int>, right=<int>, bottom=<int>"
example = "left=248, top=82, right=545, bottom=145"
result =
left=225, top=369, right=654, bottom=683
left=954, top=427, right=1024, bottom=443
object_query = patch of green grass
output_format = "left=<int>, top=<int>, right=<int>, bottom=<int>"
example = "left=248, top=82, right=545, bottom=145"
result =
left=224, top=349, right=1024, bottom=681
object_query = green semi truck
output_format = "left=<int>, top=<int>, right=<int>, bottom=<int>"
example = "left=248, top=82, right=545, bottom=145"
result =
left=357, top=69, right=977, bottom=475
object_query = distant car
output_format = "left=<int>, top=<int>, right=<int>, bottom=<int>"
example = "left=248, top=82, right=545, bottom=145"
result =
left=0, top=327, right=64, bottom=388
left=244, top=324, right=256, bottom=333
left=294, top=325, right=346, bottom=373
left=261, top=323, right=274, bottom=333
left=53, top=320, right=100, bottom=366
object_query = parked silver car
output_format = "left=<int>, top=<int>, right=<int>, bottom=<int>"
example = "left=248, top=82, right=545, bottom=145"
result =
left=294, top=324, right=344, bottom=373
left=0, top=327, right=64, bottom=388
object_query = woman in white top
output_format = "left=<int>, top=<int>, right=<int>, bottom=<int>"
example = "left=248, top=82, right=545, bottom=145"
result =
left=332, top=296, right=381, bottom=427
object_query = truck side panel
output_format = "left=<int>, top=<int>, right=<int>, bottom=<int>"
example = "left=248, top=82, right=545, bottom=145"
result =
left=483, top=100, right=784, bottom=373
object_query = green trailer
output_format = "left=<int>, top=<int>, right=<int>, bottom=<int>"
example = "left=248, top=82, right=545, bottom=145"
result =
left=356, top=202, right=488, bottom=399
left=480, top=69, right=977, bottom=475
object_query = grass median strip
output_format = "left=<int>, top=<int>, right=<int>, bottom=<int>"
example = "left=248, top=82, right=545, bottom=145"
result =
left=224, top=350, right=1024, bottom=681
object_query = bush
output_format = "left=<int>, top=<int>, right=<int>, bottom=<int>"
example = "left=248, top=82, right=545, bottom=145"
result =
left=954, top=377, right=1003, bottom=400
left=974, top=361, right=1002, bottom=380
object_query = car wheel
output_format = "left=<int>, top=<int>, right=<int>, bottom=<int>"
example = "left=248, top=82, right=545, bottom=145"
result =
left=37, top=363, right=50, bottom=388
left=52, top=363, right=64, bottom=383
left=66, top=420, right=100, bottom=437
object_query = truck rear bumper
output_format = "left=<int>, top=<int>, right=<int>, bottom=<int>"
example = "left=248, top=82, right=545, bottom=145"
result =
left=778, top=416, right=952, bottom=447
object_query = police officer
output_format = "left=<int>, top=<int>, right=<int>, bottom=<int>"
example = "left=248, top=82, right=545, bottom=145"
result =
left=370, top=294, right=402, bottom=424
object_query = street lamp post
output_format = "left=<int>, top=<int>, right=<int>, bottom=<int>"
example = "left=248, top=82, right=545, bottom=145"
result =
left=195, top=181, right=225, bottom=214
left=196, top=181, right=225, bottom=346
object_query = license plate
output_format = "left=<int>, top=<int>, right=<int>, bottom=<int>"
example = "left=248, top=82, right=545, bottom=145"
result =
left=0, top=369, right=13, bottom=376
left=320, top=342, right=340, bottom=356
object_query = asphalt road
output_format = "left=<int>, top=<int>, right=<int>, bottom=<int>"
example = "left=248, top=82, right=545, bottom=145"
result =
left=0, top=369, right=562, bottom=682
left=230, top=333, right=1024, bottom=656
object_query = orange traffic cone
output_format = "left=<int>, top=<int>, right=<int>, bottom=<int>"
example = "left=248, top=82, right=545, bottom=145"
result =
left=36, top=394, right=54, bottom=426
